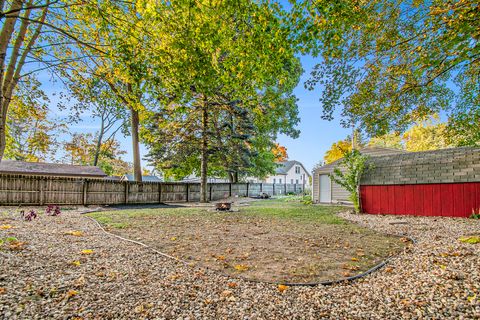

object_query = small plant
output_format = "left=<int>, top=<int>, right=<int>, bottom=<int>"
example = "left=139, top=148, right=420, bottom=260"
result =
left=302, top=195, right=313, bottom=205
left=330, top=149, right=373, bottom=213
left=21, top=210, right=37, bottom=221
left=470, top=209, right=480, bottom=219
left=0, top=237, right=18, bottom=246
left=45, top=205, right=61, bottom=216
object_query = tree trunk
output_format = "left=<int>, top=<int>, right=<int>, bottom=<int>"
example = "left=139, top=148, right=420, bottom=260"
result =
left=0, top=115, right=6, bottom=162
left=200, top=102, right=209, bottom=203
left=93, top=116, right=105, bottom=167
left=130, top=107, right=142, bottom=182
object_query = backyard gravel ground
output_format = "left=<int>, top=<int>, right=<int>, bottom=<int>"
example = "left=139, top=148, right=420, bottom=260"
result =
left=0, top=206, right=479, bottom=319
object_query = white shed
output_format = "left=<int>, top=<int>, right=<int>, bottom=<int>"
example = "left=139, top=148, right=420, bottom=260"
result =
left=312, top=147, right=407, bottom=204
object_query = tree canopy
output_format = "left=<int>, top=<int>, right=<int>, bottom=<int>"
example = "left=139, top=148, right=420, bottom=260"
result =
left=294, top=0, right=479, bottom=140
left=141, top=0, right=301, bottom=200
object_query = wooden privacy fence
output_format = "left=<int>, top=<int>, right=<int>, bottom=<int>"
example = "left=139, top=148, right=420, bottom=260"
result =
left=0, top=174, right=305, bottom=206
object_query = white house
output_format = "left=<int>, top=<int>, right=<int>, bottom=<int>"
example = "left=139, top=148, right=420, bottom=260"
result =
left=262, top=160, right=311, bottom=189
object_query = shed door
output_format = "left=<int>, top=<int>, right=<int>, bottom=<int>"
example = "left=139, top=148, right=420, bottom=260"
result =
left=319, top=174, right=331, bottom=203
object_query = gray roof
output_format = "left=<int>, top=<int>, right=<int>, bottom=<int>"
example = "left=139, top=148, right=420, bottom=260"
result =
left=314, top=147, right=408, bottom=173
left=123, top=174, right=162, bottom=182
left=0, top=160, right=107, bottom=177
left=275, top=160, right=311, bottom=177
left=362, top=146, right=480, bottom=185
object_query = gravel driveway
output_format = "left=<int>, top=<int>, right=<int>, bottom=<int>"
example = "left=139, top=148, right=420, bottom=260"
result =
left=1, top=207, right=479, bottom=319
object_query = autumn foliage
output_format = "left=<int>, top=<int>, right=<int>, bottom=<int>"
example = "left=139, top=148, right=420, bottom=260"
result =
left=272, top=144, right=288, bottom=162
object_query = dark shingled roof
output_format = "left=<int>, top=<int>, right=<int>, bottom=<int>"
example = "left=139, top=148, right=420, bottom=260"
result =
left=0, top=160, right=107, bottom=178
left=362, top=146, right=480, bottom=185
left=275, top=160, right=311, bottom=177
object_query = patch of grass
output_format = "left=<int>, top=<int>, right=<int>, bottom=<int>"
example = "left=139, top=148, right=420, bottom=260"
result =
left=109, top=222, right=128, bottom=229
left=87, top=207, right=199, bottom=229
left=86, top=199, right=404, bottom=283
left=88, top=200, right=348, bottom=226
left=245, top=200, right=347, bottom=225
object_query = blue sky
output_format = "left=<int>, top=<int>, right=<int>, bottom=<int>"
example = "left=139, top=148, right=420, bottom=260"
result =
left=40, top=53, right=351, bottom=173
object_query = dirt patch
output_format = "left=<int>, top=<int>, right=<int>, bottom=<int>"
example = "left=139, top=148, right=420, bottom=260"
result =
left=88, top=200, right=407, bottom=283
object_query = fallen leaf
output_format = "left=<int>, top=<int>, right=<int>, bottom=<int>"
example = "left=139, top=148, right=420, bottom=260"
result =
left=74, top=276, right=85, bottom=288
left=71, top=260, right=81, bottom=267
left=233, top=264, right=249, bottom=272
left=7, top=240, right=26, bottom=251
left=0, top=288, right=6, bottom=295
left=65, top=230, right=84, bottom=237
left=66, top=290, right=78, bottom=299
left=467, top=294, right=477, bottom=302
left=80, top=249, right=94, bottom=255
left=459, top=236, right=480, bottom=244
left=134, top=305, right=144, bottom=313
left=221, top=290, right=233, bottom=297
left=384, top=267, right=393, bottom=273
left=351, top=257, right=359, bottom=262
left=227, top=282, right=238, bottom=288
left=277, top=284, right=289, bottom=292
left=401, top=299, right=410, bottom=305
left=170, top=237, right=177, bottom=241
left=342, top=271, right=352, bottom=277
left=0, top=225, right=13, bottom=230
left=216, top=255, right=225, bottom=261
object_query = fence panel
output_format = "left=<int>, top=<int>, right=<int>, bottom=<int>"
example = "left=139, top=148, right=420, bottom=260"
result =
left=0, top=174, right=304, bottom=206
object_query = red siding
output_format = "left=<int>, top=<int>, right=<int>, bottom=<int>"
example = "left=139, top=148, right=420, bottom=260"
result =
left=360, top=183, right=480, bottom=218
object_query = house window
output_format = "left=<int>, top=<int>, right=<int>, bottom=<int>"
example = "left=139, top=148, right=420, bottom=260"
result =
left=295, top=166, right=300, bottom=174
left=279, top=178, right=282, bottom=184
left=273, top=178, right=276, bottom=184
left=291, top=179, right=293, bottom=184
left=296, top=179, right=299, bottom=184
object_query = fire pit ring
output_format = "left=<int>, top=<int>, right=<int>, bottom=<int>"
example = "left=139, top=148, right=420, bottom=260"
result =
left=215, top=202, right=232, bottom=211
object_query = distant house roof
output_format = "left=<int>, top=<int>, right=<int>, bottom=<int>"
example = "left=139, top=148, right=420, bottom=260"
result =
left=180, top=175, right=230, bottom=183
left=105, top=176, right=122, bottom=181
left=314, top=146, right=408, bottom=173
left=0, top=160, right=107, bottom=178
left=122, top=174, right=162, bottom=182
left=275, top=160, right=311, bottom=177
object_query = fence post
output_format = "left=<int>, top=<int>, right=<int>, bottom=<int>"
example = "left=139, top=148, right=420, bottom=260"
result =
left=273, top=183, right=275, bottom=195
left=260, top=183, right=263, bottom=193
left=284, top=183, right=287, bottom=195
left=158, top=183, right=162, bottom=203
left=246, top=183, right=249, bottom=197
left=124, top=182, right=129, bottom=204
left=83, top=180, right=88, bottom=206
left=294, top=183, right=297, bottom=193
left=209, top=184, right=213, bottom=201
left=39, top=179, right=45, bottom=205
left=186, top=183, right=189, bottom=202
left=229, top=183, right=232, bottom=197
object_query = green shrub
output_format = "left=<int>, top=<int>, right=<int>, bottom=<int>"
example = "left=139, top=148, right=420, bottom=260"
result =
left=330, top=150, right=372, bottom=213
left=470, top=209, right=480, bottom=219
